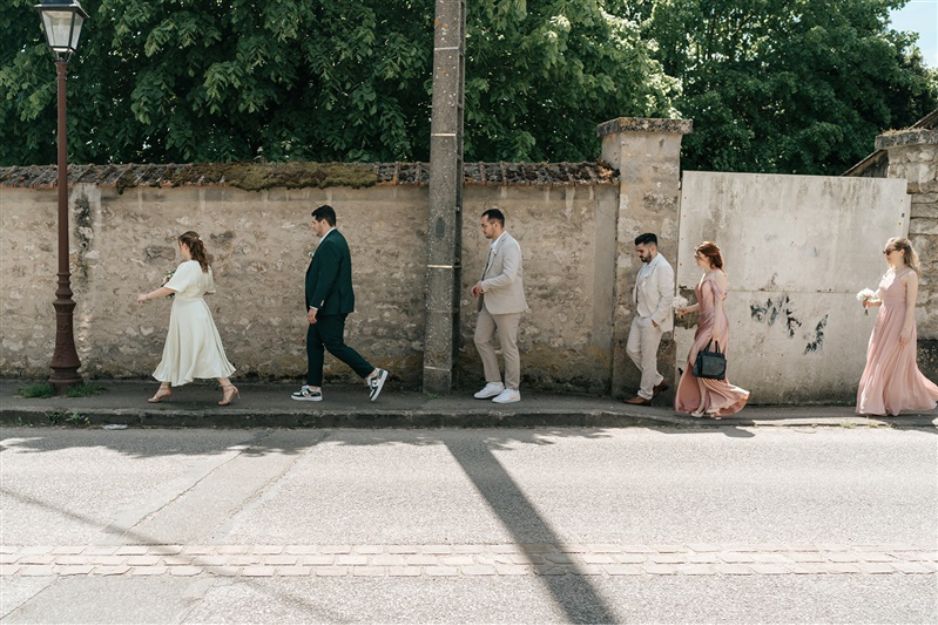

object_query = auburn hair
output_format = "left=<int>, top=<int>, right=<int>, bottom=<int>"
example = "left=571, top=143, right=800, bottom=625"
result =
left=694, top=241, right=724, bottom=270
left=178, top=231, right=210, bottom=272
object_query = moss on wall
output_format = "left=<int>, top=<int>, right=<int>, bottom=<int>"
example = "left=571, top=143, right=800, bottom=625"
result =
left=218, top=162, right=378, bottom=191
left=113, top=162, right=379, bottom=194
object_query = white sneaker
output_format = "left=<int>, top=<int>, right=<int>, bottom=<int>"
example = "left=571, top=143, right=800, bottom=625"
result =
left=474, top=382, right=505, bottom=399
left=368, top=369, right=389, bottom=402
left=492, top=389, right=521, bottom=404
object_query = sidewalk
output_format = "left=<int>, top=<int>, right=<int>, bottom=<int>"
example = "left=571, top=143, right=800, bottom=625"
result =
left=1, top=379, right=935, bottom=429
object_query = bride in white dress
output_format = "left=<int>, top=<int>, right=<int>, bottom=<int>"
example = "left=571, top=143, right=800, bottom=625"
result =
left=136, top=231, right=238, bottom=405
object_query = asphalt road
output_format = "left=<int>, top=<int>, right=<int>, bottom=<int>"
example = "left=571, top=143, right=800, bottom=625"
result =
left=1, top=426, right=936, bottom=624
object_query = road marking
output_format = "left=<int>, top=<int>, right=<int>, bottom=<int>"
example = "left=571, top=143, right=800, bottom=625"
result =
left=1, top=544, right=935, bottom=577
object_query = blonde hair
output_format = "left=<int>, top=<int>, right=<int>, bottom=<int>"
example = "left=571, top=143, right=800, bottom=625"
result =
left=885, top=237, right=920, bottom=273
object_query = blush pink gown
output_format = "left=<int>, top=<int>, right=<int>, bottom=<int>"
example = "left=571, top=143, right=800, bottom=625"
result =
left=856, top=269, right=938, bottom=416
left=675, top=274, right=750, bottom=417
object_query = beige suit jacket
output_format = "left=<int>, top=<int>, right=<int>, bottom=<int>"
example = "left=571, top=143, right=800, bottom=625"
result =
left=478, top=232, right=528, bottom=315
left=633, top=253, right=674, bottom=333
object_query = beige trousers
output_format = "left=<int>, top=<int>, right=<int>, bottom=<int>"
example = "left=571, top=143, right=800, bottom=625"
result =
left=626, top=317, right=664, bottom=400
left=474, top=308, right=522, bottom=390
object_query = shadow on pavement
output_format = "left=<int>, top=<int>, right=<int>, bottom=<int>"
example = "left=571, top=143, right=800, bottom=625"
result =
left=0, top=427, right=615, bottom=458
left=1, top=429, right=627, bottom=622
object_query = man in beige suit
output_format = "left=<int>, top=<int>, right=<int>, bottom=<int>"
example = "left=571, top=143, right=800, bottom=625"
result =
left=625, top=232, right=674, bottom=405
left=471, top=208, right=527, bottom=404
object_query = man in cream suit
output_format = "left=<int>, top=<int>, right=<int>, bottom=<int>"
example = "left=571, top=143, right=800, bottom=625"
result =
left=625, top=232, right=674, bottom=405
left=471, top=208, right=527, bottom=404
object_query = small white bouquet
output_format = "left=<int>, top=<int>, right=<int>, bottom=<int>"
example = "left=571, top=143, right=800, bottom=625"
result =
left=856, top=288, right=876, bottom=315
left=673, top=295, right=689, bottom=317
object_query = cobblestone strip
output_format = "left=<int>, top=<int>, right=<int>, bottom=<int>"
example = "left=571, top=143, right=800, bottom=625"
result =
left=1, top=544, right=934, bottom=578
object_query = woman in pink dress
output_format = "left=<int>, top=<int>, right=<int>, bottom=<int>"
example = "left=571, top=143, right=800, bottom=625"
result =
left=674, top=242, right=750, bottom=418
left=856, top=237, right=938, bottom=416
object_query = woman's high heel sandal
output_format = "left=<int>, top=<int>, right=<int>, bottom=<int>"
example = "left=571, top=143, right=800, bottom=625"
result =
left=219, top=384, right=239, bottom=406
left=147, top=387, right=172, bottom=403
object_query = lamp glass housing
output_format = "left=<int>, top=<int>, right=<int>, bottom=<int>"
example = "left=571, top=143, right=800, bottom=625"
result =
left=36, top=1, right=86, bottom=57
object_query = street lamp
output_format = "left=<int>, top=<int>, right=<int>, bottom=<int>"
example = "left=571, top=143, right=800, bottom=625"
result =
left=35, top=0, right=88, bottom=391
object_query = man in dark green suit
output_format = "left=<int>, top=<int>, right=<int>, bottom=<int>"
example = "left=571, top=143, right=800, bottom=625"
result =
left=292, top=205, right=388, bottom=402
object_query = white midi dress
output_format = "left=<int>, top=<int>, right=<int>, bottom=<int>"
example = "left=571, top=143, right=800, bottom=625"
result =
left=152, top=260, right=235, bottom=386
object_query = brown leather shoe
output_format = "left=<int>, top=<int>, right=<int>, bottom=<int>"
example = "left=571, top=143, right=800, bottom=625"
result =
left=624, top=395, right=651, bottom=405
left=653, top=381, right=670, bottom=396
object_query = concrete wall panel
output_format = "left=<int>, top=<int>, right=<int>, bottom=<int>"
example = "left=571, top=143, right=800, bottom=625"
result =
left=676, top=171, right=910, bottom=403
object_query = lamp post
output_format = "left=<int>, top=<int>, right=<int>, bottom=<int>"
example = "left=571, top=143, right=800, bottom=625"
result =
left=35, top=0, right=88, bottom=391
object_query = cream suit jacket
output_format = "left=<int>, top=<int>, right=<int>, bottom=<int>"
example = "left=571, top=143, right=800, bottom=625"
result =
left=479, top=232, right=528, bottom=315
left=633, top=253, right=674, bottom=333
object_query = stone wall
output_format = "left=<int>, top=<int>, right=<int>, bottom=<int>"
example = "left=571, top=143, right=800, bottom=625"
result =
left=12, top=116, right=929, bottom=402
left=0, top=184, right=430, bottom=384
left=0, top=175, right=624, bottom=392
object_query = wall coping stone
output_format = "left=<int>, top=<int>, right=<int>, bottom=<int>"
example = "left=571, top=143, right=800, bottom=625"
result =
left=0, top=161, right=618, bottom=192
left=596, top=117, right=693, bottom=138
left=842, top=150, right=889, bottom=177
left=875, top=129, right=938, bottom=150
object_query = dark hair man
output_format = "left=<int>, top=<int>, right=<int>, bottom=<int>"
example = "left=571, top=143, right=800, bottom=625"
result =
left=292, top=205, right=388, bottom=402
left=625, top=232, right=674, bottom=405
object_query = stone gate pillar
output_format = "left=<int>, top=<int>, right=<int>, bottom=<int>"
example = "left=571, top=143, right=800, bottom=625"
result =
left=597, top=117, right=693, bottom=398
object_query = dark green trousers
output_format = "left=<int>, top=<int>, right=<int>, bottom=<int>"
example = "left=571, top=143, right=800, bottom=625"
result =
left=306, top=314, right=373, bottom=386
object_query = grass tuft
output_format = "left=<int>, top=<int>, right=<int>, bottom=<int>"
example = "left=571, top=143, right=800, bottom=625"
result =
left=17, top=382, right=55, bottom=398
left=17, top=382, right=107, bottom=399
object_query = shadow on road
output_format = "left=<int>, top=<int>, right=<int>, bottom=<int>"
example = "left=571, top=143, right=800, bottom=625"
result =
left=444, top=439, right=620, bottom=624
left=0, top=483, right=353, bottom=623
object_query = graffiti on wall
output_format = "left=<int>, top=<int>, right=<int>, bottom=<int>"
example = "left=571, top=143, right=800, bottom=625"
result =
left=750, top=294, right=829, bottom=354
left=750, top=295, right=803, bottom=337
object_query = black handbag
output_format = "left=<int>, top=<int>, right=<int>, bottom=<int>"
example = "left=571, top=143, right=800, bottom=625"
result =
left=693, top=340, right=726, bottom=380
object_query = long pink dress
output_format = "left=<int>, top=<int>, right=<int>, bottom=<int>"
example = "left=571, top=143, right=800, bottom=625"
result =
left=675, top=272, right=750, bottom=417
left=856, top=269, right=938, bottom=416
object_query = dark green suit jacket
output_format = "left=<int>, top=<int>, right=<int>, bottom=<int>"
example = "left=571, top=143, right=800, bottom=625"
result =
left=305, top=229, right=355, bottom=315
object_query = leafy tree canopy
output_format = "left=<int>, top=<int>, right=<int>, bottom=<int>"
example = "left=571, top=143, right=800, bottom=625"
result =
left=0, top=0, right=933, bottom=174
left=0, top=0, right=676, bottom=165
left=642, top=0, right=937, bottom=174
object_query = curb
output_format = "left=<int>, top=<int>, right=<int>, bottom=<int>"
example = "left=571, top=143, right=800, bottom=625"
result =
left=0, top=407, right=670, bottom=429
left=1, top=406, right=935, bottom=430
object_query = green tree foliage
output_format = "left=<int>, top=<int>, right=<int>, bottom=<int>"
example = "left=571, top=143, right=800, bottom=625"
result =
left=0, top=0, right=675, bottom=165
left=464, top=0, right=678, bottom=160
left=642, top=0, right=938, bottom=174
left=1, top=0, right=934, bottom=171
left=1, top=0, right=437, bottom=163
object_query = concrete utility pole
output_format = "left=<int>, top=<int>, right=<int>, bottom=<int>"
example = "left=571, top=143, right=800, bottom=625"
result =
left=423, top=0, right=466, bottom=393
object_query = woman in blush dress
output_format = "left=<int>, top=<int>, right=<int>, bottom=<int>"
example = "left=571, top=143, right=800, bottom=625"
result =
left=136, top=231, right=238, bottom=405
left=674, top=242, right=750, bottom=418
left=856, top=237, right=938, bottom=416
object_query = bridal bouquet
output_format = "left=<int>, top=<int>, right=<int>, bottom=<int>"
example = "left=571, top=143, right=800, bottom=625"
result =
left=856, top=288, right=876, bottom=315
left=673, top=295, right=689, bottom=310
